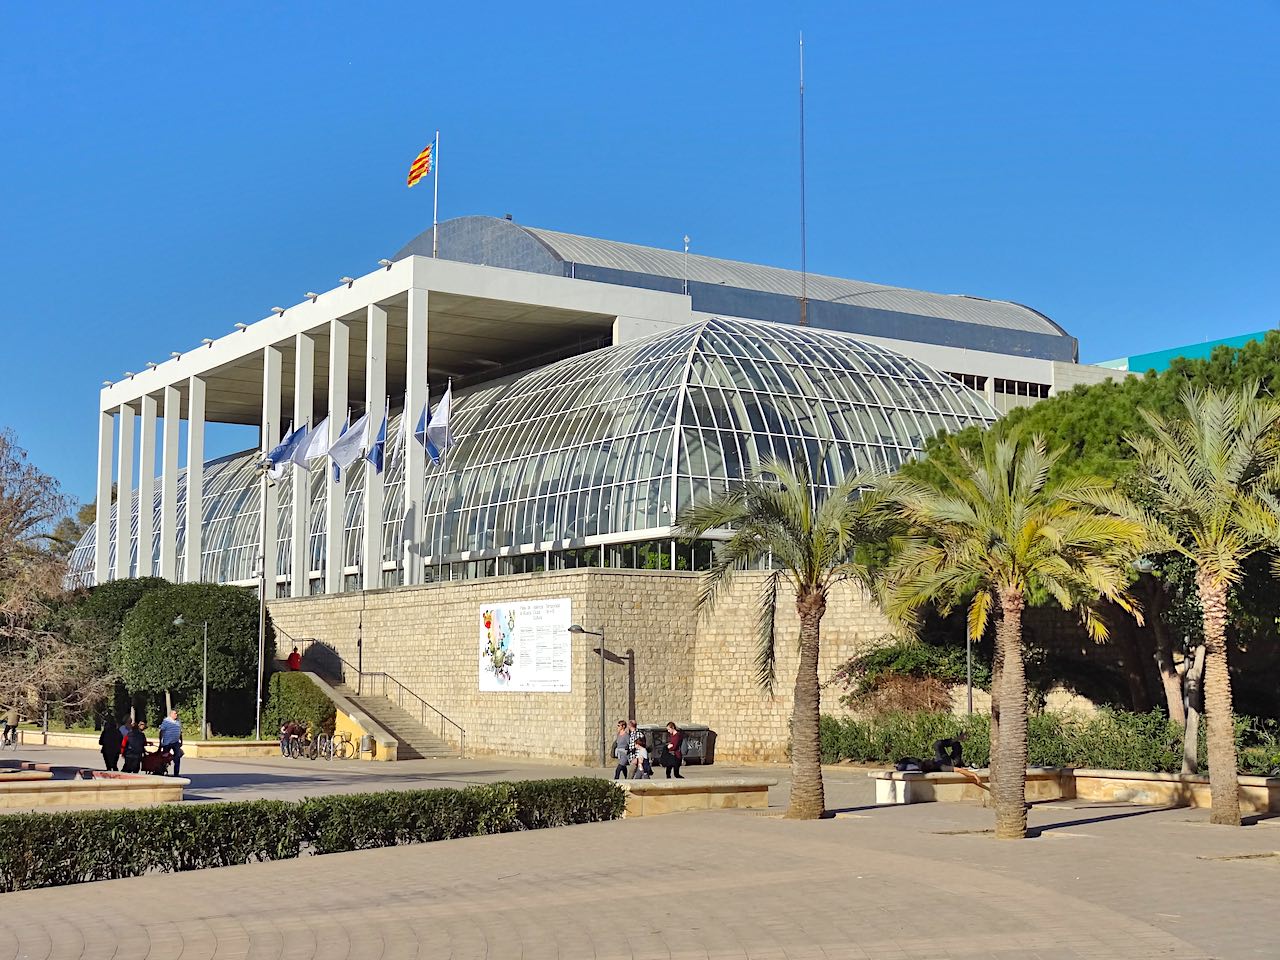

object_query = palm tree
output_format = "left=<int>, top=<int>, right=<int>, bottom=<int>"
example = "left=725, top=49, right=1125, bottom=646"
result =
left=879, top=432, right=1146, bottom=839
left=677, top=455, right=888, bottom=820
left=1108, top=384, right=1280, bottom=826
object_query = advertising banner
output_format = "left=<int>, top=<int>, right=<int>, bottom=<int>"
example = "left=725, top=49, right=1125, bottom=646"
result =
left=478, top=598, right=573, bottom=692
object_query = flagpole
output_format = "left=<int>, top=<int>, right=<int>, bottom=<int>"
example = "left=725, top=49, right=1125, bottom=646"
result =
left=432, top=129, right=440, bottom=258
left=798, top=31, right=808, bottom=328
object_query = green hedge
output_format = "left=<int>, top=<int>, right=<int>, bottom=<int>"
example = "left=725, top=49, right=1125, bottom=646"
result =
left=820, top=709, right=1280, bottom=776
left=0, top=778, right=623, bottom=892
left=263, top=671, right=337, bottom=737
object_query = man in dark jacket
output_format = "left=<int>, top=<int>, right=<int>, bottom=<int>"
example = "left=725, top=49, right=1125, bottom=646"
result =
left=99, top=719, right=124, bottom=771
left=122, top=723, right=147, bottom=773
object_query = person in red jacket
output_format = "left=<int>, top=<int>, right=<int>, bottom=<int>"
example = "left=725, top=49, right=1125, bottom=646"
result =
left=664, top=722, right=685, bottom=779
left=287, top=646, right=302, bottom=671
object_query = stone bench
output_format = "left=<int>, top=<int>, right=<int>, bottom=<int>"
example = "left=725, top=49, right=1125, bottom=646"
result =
left=621, top=778, right=776, bottom=817
left=869, top=766, right=1280, bottom=814
left=869, top=767, right=1065, bottom=805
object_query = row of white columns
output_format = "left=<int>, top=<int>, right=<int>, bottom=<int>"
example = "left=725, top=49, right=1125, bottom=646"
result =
left=95, top=377, right=206, bottom=584
left=95, top=291, right=431, bottom=596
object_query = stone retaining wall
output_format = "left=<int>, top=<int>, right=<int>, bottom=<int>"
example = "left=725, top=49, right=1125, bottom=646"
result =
left=268, top=568, right=895, bottom=763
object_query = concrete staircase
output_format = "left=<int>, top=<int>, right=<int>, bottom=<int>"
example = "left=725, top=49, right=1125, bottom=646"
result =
left=333, top=685, right=460, bottom=760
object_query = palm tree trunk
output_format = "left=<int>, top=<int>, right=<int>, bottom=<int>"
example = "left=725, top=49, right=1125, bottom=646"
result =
left=1181, top=641, right=1204, bottom=775
left=786, top=589, right=827, bottom=820
left=988, top=606, right=1004, bottom=787
left=1196, top=571, right=1240, bottom=826
left=993, top=589, right=1028, bottom=839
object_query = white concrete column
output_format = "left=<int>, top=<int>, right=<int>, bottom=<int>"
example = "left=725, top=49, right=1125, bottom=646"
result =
left=403, top=288, right=428, bottom=584
left=363, top=304, right=388, bottom=590
left=325, top=318, right=350, bottom=593
left=94, top=409, right=114, bottom=584
left=184, top=376, right=206, bottom=583
left=159, top=385, right=180, bottom=581
left=291, top=332, right=314, bottom=597
left=261, top=345, right=282, bottom=592
left=114, top=403, right=135, bottom=580
left=136, top=395, right=157, bottom=578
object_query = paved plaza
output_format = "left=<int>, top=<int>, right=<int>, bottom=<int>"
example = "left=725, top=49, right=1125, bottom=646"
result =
left=3, top=746, right=1280, bottom=958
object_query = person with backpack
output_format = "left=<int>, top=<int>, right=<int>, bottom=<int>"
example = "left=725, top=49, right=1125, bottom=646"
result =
left=122, top=722, right=147, bottom=773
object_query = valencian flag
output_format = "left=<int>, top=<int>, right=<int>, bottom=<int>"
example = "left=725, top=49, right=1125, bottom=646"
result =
left=406, top=141, right=433, bottom=188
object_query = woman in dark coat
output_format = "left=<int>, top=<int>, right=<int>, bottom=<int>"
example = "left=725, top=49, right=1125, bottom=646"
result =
left=98, top=718, right=123, bottom=771
left=122, top=722, right=147, bottom=774
left=664, top=722, right=685, bottom=779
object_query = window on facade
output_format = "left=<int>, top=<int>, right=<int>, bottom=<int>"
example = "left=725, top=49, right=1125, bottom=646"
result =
left=992, top=378, right=1050, bottom=399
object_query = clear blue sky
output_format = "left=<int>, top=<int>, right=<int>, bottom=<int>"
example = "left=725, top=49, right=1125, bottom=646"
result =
left=3, top=3, right=1279, bottom=503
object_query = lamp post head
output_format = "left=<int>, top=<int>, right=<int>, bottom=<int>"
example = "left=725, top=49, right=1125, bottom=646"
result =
left=172, top=616, right=184, bottom=627
left=567, top=624, right=585, bottom=634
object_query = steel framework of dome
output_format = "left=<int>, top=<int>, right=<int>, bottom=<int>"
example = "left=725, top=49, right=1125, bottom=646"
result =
left=70, top=317, right=995, bottom=590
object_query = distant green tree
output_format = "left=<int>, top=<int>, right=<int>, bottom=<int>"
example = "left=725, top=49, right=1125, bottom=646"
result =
left=902, top=332, right=1280, bottom=727
left=119, top=583, right=274, bottom=715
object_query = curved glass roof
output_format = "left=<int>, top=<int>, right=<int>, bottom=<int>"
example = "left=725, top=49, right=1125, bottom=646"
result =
left=70, top=317, right=995, bottom=588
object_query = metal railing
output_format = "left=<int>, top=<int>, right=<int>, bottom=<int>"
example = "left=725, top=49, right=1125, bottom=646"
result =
left=295, top=637, right=465, bottom=757
left=360, top=671, right=466, bottom=758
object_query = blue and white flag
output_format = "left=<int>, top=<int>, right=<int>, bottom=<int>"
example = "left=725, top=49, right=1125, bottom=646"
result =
left=412, top=402, right=429, bottom=450
left=302, top=416, right=330, bottom=465
left=265, top=423, right=307, bottom=481
left=327, top=412, right=370, bottom=482
left=364, top=406, right=388, bottom=474
left=425, top=382, right=453, bottom=465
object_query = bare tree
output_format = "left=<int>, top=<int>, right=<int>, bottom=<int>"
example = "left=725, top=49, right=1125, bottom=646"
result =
left=0, top=430, right=110, bottom=718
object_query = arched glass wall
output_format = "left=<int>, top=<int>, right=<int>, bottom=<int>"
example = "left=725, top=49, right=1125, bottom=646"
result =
left=70, top=317, right=996, bottom=590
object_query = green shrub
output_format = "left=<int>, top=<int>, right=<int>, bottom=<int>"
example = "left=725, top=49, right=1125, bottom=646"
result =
left=817, top=708, right=1268, bottom=774
left=263, top=672, right=336, bottom=737
left=0, top=777, right=622, bottom=892
left=119, top=583, right=275, bottom=699
left=831, top=638, right=991, bottom=704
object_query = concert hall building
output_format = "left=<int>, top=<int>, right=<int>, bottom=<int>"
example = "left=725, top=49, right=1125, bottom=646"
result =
left=68, top=215, right=1115, bottom=761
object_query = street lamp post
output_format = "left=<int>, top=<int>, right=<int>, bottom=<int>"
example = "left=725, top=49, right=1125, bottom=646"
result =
left=173, top=616, right=209, bottom=739
left=568, top=624, right=607, bottom=766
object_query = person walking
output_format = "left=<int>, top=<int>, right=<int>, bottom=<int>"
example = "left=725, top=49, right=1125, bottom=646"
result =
left=159, top=709, right=183, bottom=777
left=612, top=720, right=630, bottom=780
left=98, top=718, right=123, bottom=771
left=287, top=646, right=302, bottom=671
left=631, top=735, right=652, bottom=779
left=122, top=722, right=147, bottom=773
left=664, top=722, right=685, bottom=779
left=626, top=719, right=640, bottom=778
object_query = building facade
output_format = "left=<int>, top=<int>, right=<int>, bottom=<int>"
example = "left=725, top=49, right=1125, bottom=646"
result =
left=69, top=217, right=1120, bottom=759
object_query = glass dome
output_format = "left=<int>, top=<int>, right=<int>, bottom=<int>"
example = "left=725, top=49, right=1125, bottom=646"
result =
left=70, top=317, right=995, bottom=588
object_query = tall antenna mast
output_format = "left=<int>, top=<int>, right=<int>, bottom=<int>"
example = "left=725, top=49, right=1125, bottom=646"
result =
left=799, top=31, right=808, bottom=326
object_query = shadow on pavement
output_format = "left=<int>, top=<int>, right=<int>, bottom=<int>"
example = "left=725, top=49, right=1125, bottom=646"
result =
left=1028, top=805, right=1177, bottom=835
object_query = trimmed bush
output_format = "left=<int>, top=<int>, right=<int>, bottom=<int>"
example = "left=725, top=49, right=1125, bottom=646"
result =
left=0, top=777, right=622, bottom=892
left=820, top=709, right=1280, bottom=775
left=263, top=672, right=336, bottom=737
left=119, top=583, right=275, bottom=698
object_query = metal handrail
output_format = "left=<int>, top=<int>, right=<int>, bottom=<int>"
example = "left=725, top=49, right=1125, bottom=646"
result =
left=296, top=637, right=465, bottom=757
left=361, top=671, right=466, bottom=758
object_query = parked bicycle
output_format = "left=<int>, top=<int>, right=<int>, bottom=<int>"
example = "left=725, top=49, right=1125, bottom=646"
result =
left=313, top=732, right=355, bottom=760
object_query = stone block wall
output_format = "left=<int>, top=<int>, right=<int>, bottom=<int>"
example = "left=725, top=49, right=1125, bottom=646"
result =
left=689, top=572, right=894, bottom=762
left=268, top=568, right=892, bottom=764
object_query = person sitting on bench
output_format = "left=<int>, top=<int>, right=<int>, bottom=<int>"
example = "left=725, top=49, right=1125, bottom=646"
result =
left=932, top=731, right=969, bottom=768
